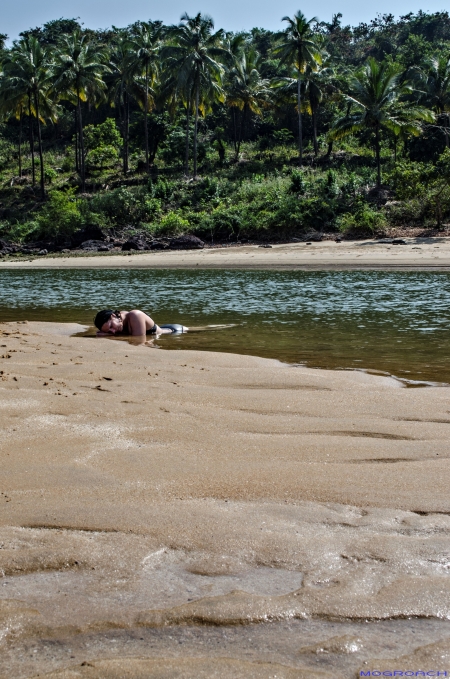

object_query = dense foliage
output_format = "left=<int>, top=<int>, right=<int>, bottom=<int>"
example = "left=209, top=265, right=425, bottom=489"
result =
left=1, top=10, right=450, bottom=245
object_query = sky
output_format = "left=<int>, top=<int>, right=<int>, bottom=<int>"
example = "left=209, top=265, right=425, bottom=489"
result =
left=2, top=0, right=448, bottom=43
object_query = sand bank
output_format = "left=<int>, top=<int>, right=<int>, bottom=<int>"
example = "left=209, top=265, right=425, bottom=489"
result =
left=1, top=322, right=449, bottom=677
left=1, top=237, right=450, bottom=270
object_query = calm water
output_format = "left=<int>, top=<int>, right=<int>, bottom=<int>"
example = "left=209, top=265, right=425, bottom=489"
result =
left=1, top=269, right=449, bottom=384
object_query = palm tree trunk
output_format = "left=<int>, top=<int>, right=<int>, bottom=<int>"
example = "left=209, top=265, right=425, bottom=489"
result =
left=34, top=90, right=45, bottom=200
left=74, top=107, right=79, bottom=173
left=77, top=92, right=86, bottom=192
left=28, top=94, right=35, bottom=186
left=144, top=66, right=150, bottom=173
left=193, top=84, right=199, bottom=179
left=297, top=73, right=303, bottom=166
left=18, top=108, right=22, bottom=178
left=185, top=98, right=190, bottom=177
left=237, top=105, right=247, bottom=158
left=232, top=108, right=238, bottom=156
left=312, top=107, right=318, bottom=156
left=375, top=125, right=381, bottom=188
left=124, top=89, right=129, bottom=175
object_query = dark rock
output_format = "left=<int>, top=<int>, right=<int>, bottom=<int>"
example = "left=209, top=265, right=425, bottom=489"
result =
left=302, top=231, right=322, bottom=242
left=149, top=240, right=168, bottom=250
left=122, top=237, right=149, bottom=251
left=80, top=240, right=108, bottom=251
left=392, top=239, right=407, bottom=245
left=0, top=239, right=19, bottom=254
left=71, top=225, right=107, bottom=248
left=335, top=238, right=342, bottom=243
left=27, top=240, right=59, bottom=253
left=168, top=235, right=205, bottom=250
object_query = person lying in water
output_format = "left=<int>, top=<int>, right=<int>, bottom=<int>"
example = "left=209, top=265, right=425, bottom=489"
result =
left=94, top=309, right=187, bottom=336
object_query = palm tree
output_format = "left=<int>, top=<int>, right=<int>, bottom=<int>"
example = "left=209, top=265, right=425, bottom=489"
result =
left=420, top=56, right=450, bottom=147
left=273, top=59, right=334, bottom=157
left=225, top=47, right=271, bottom=159
left=3, top=37, right=55, bottom=199
left=163, top=13, right=227, bottom=178
left=222, top=32, right=247, bottom=155
left=330, top=58, right=433, bottom=187
left=108, top=34, right=146, bottom=174
left=273, top=11, right=322, bottom=165
left=128, top=21, right=163, bottom=174
left=0, top=68, right=28, bottom=178
left=52, top=30, right=109, bottom=191
left=304, top=55, right=336, bottom=156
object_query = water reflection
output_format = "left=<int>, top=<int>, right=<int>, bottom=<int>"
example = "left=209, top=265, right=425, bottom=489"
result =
left=1, top=269, right=449, bottom=384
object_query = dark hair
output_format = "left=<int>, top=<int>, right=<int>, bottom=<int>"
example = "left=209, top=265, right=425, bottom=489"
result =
left=94, top=309, right=121, bottom=331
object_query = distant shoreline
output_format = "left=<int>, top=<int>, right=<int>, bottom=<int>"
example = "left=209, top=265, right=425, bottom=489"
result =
left=1, top=238, right=450, bottom=270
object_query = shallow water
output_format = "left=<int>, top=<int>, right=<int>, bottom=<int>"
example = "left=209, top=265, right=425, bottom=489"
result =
left=1, top=268, right=450, bottom=383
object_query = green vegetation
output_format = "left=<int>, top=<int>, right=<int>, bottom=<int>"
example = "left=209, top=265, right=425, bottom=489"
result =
left=1, top=10, right=450, bottom=247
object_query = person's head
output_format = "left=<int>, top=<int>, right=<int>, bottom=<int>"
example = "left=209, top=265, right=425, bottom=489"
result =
left=94, top=309, right=123, bottom=334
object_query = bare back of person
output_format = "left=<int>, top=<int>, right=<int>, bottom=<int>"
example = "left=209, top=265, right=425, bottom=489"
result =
left=94, top=309, right=187, bottom=336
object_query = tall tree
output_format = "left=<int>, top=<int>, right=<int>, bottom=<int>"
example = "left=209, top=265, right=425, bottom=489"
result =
left=164, top=13, right=227, bottom=178
left=420, top=55, right=450, bottom=147
left=0, top=92, right=26, bottom=178
left=330, top=58, right=433, bottom=186
left=108, top=33, right=145, bottom=174
left=225, top=47, right=271, bottom=158
left=273, top=58, right=335, bottom=157
left=0, top=63, right=28, bottom=177
left=128, top=21, right=163, bottom=173
left=273, top=11, right=322, bottom=165
left=2, top=37, right=55, bottom=199
left=52, top=30, right=109, bottom=191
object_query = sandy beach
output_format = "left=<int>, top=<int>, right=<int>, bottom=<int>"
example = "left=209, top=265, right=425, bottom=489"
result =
left=2, top=237, right=450, bottom=270
left=1, top=320, right=449, bottom=677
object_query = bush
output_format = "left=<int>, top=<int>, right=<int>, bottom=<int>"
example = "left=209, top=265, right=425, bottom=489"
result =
left=289, top=169, right=307, bottom=194
left=87, top=145, right=119, bottom=170
left=155, top=211, right=190, bottom=236
left=36, top=189, right=82, bottom=238
left=386, top=150, right=450, bottom=226
left=337, top=202, right=387, bottom=237
left=86, top=187, right=161, bottom=226
left=61, top=152, right=73, bottom=172
left=0, top=220, right=40, bottom=243
left=84, top=118, right=122, bottom=151
left=44, top=167, right=58, bottom=184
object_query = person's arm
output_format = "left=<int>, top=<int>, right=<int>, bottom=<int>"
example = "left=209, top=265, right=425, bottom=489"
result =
left=127, top=310, right=159, bottom=336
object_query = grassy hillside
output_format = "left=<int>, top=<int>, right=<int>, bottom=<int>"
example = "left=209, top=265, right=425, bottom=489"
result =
left=1, top=11, right=450, bottom=251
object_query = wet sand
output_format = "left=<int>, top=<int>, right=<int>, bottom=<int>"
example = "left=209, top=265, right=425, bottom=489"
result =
left=1, top=321, right=449, bottom=677
left=2, top=237, right=450, bottom=270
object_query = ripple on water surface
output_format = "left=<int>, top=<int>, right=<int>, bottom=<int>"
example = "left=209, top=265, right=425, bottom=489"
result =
left=1, top=268, right=449, bottom=383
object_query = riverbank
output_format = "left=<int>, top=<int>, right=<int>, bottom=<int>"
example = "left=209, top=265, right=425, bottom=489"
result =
left=1, top=321, right=449, bottom=678
left=2, top=237, right=450, bottom=270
